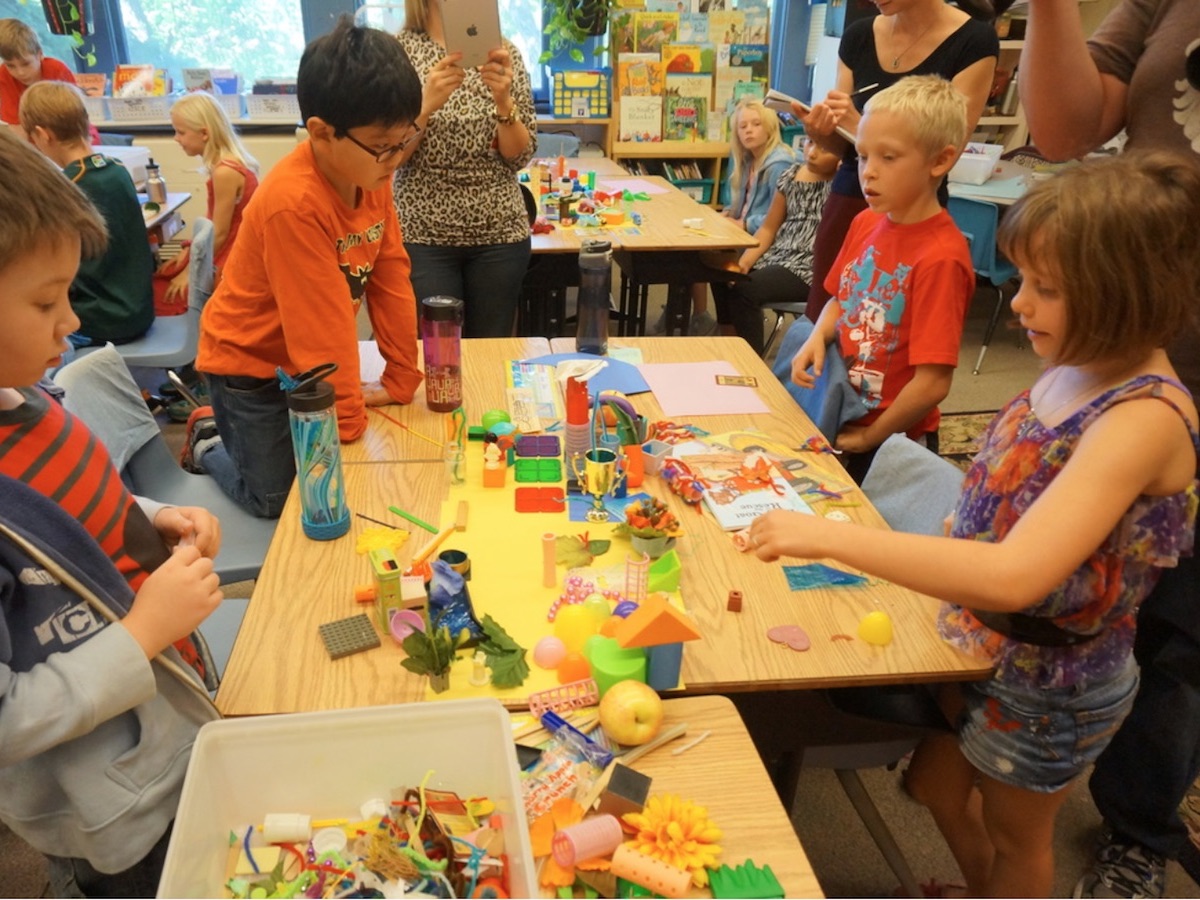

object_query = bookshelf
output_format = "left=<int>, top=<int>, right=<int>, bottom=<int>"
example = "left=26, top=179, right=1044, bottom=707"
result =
left=609, top=139, right=730, bottom=205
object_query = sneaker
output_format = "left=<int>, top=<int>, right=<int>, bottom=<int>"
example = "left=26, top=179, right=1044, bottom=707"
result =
left=1074, top=829, right=1166, bottom=899
left=180, top=406, right=221, bottom=473
left=648, top=308, right=667, bottom=335
left=689, top=309, right=718, bottom=336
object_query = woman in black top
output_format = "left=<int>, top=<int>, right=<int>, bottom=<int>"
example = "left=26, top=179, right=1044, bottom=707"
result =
left=803, top=0, right=998, bottom=321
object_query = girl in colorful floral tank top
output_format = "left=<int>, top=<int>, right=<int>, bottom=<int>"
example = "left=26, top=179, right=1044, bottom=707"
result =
left=746, top=151, right=1200, bottom=897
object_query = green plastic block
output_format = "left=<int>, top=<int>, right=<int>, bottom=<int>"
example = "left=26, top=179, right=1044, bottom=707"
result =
left=709, top=861, right=785, bottom=899
left=647, top=548, right=681, bottom=593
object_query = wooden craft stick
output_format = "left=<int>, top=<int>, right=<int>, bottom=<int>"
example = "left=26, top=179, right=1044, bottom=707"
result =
left=411, top=524, right=456, bottom=566
left=455, top=500, right=469, bottom=531
left=616, top=723, right=689, bottom=766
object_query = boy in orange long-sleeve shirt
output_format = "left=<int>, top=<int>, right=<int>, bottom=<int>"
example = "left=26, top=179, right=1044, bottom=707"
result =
left=191, top=17, right=424, bottom=518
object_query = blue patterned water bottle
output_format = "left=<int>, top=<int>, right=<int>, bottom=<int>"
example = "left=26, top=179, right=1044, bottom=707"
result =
left=284, top=363, right=350, bottom=540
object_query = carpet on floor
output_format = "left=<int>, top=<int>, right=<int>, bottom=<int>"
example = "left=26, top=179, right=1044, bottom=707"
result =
left=937, top=410, right=996, bottom=471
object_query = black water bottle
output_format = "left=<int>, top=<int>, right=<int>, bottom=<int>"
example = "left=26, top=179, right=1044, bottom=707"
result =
left=576, top=238, right=612, bottom=355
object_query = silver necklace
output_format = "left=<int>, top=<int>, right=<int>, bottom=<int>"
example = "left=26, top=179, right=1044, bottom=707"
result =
left=889, top=16, right=937, bottom=70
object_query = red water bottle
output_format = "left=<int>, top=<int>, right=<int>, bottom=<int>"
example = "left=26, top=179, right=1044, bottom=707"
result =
left=421, top=296, right=463, bottom=413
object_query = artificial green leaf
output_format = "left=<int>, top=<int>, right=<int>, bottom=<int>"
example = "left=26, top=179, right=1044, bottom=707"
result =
left=556, top=534, right=594, bottom=568
left=478, top=615, right=530, bottom=689
left=585, top=539, right=611, bottom=557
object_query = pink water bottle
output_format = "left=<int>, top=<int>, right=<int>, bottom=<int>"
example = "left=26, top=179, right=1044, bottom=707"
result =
left=421, top=296, right=463, bottom=413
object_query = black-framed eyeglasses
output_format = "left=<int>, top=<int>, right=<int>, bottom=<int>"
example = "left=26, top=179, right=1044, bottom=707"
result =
left=343, top=123, right=423, bottom=163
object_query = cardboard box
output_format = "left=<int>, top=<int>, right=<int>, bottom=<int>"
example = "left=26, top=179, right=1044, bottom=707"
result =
left=949, top=141, right=1003, bottom=186
left=157, top=698, right=536, bottom=898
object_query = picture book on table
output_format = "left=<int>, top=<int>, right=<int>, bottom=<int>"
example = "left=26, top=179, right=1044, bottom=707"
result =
left=664, top=92, right=707, bottom=140
left=668, top=440, right=814, bottom=530
left=634, top=12, right=679, bottom=53
left=618, top=95, right=664, bottom=141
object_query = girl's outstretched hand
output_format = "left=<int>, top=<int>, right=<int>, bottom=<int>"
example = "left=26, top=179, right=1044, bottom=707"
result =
left=747, top=509, right=826, bottom=562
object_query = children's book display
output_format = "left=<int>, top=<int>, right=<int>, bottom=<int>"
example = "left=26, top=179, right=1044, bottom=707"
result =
left=612, top=0, right=772, bottom=147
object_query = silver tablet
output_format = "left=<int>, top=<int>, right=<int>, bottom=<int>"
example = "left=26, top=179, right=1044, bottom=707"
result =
left=442, top=0, right=503, bottom=70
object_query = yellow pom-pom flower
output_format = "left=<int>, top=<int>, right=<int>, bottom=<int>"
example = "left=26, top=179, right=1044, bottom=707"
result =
left=355, top=525, right=409, bottom=556
left=622, top=793, right=723, bottom=887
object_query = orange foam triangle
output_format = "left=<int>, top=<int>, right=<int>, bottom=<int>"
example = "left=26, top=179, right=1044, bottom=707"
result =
left=613, top=593, right=702, bottom=648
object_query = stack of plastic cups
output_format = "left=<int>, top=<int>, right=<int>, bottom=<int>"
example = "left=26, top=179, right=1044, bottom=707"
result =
left=563, top=375, right=591, bottom=476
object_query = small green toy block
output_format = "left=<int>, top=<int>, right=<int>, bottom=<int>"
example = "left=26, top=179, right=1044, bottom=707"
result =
left=514, top=458, right=563, bottom=483
left=647, top=548, right=681, bottom=593
left=709, top=861, right=785, bottom=899
left=615, top=876, right=654, bottom=898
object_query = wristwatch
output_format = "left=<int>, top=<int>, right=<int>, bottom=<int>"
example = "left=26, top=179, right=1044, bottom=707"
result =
left=493, top=104, right=517, bottom=125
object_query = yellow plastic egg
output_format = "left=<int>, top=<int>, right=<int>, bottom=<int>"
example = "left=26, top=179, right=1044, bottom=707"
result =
left=858, top=611, right=894, bottom=646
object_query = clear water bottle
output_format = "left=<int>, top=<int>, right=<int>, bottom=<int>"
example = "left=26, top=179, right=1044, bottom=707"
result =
left=285, top=364, right=350, bottom=541
left=146, top=157, right=167, bottom=204
left=576, top=238, right=612, bottom=355
left=421, top=295, right=464, bottom=413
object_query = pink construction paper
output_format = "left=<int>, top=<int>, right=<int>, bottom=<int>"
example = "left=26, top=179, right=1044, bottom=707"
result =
left=639, top=362, right=771, bottom=416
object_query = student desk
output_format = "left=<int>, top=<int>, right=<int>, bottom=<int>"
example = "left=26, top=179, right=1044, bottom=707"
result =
left=140, top=190, right=190, bottom=247
left=947, top=160, right=1031, bottom=207
left=342, top=337, right=551, bottom=463
left=216, top=335, right=988, bottom=718
left=519, top=694, right=826, bottom=899
left=521, top=176, right=755, bottom=337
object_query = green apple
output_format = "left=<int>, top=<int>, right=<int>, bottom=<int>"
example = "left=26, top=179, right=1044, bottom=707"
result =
left=599, top=679, right=664, bottom=746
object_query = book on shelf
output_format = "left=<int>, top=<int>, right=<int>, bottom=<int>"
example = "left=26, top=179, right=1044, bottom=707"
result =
left=618, top=95, right=664, bottom=142
left=75, top=73, right=107, bottom=98
left=665, top=71, right=712, bottom=108
left=729, top=43, right=769, bottom=82
left=634, top=12, right=679, bottom=54
left=707, top=10, right=745, bottom=44
left=678, top=12, right=708, bottom=42
left=611, top=10, right=637, bottom=55
left=742, top=8, right=770, bottom=44
left=616, top=55, right=664, bottom=96
left=113, top=64, right=170, bottom=97
left=669, top=439, right=814, bottom=531
left=182, top=67, right=241, bottom=95
left=664, top=92, right=707, bottom=141
left=662, top=43, right=705, bottom=74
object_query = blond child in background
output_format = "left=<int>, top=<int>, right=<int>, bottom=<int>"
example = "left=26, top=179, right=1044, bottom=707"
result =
left=711, top=138, right=839, bottom=355
left=657, top=98, right=794, bottom=336
left=789, top=76, right=974, bottom=483
left=749, top=149, right=1200, bottom=898
left=157, top=91, right=260, bottom=308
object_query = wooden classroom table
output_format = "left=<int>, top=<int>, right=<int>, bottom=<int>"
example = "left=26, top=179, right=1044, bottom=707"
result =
left=343, top=337, right=551, bottom=463
left=522, top=695, right=824, bottom=899
left=216, top=335, right=988, bottom=718
left=521, top=175, right=755, bottom=337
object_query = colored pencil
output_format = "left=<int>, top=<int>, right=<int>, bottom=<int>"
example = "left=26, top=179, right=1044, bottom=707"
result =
left=372, top=408, right=443, bottom=448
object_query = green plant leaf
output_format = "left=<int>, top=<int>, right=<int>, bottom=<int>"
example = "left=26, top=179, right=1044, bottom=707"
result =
left=569, top=48, right=585, bottom=63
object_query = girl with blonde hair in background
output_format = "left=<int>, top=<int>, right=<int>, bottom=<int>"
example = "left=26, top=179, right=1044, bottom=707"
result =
left=158, top=91, right=259, bottom=309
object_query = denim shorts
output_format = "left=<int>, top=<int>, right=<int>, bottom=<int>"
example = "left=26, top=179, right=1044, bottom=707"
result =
left=957, top=658, right=1139, bottom=793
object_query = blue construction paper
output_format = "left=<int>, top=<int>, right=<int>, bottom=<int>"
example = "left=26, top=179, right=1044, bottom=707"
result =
left=525, top=353, right=651, bottom=396
left=783, top=563, right=868, bottom=591
left=566, top=489, right=651, bottom=523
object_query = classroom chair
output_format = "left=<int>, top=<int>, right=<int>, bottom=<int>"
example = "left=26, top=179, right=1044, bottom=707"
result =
left=947, top=197, right=1019, bottom=375
left=760, top=299, right=807, bottom=360
left=51, top=343, right=276, bottom=680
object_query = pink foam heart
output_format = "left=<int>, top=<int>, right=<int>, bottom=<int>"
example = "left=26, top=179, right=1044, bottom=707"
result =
left=767, top=624, right=811, bottom=652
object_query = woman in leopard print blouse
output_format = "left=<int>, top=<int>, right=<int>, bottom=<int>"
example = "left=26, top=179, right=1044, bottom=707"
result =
left=393, top=0, right=537, bottom=337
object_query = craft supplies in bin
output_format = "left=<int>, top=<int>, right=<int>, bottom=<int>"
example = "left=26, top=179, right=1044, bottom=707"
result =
left=157, top=698, right=537, bottom=897
left=245, top=93, right=301, bottom=121
left=949, top=141, right=1003, bottom=185
left=82, top=95, right=108, bottom=122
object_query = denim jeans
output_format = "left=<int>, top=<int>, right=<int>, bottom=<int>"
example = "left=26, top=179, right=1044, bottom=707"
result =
left=200, top=373, right=294, bottom=519
left=1089, top=552, right=1200, bottom=858
left=711, top=264, right=810, bottom=356
left=405, top=239, right=531, bottom=338
left=46, top=823, right=172, bottom=898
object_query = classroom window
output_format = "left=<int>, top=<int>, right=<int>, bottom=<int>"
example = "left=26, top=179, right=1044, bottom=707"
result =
left=115, top=0, right=307, bottom=87
left=1, top=1, right=79, bottom=68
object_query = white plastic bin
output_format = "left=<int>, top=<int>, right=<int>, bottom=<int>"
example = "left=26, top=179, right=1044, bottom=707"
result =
left=157, top=698, right=536, bottom=898
left=949, top=141, right=1003, bottom=186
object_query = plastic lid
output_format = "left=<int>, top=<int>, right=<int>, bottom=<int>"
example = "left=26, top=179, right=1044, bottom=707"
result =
left=287, top=378, right=335, bottom=413
left=581, top=238, right=612, bottom=255
left=421, top=295, right=464, bottom=322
